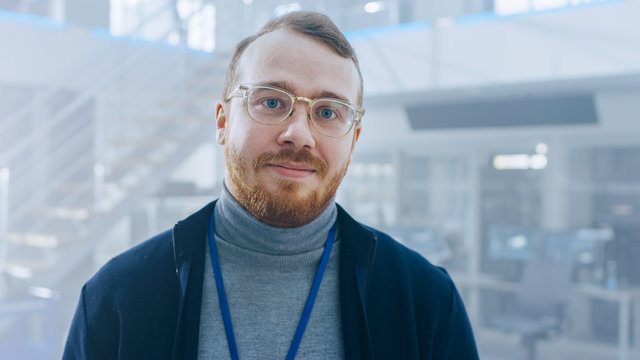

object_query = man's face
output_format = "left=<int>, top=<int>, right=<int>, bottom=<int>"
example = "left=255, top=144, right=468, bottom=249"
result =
left=216, top=29, right=362, bottom=227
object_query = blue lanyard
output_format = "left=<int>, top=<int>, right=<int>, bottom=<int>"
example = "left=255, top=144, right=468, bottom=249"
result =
left=208, top=209, right=336, bottom=360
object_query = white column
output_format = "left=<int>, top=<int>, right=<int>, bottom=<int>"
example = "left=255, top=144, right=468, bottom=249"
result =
left=465, top=151, right=482, bottom=326
left=634, top=298, right=640, bottom=360
left=388, top=0, right=400, bottom=25
left=94, top=95, right=107, bottom=212
left=619, top=294, right=630, bottom=360
left=0, top=167, right=9, bottom=247
left=0, top=167, right=9, bottom=300
left=32, top=92, right=49, bottom=210
left=51, top=0, right=66, bottom=22
left=541, top=141, right=569, bottom=230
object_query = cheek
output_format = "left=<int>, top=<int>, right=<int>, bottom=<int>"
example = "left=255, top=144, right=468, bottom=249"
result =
left=227, top=115, right=253, bottom=146
left=228, top=123, right=273, bottom=162
left=324, top=141, right=352, bottom=170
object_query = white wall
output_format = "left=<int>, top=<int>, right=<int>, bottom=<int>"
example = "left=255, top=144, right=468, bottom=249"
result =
left=0, top=11, right=213, bottom=95
left=356, top=89, right=640, bottom=155
left=350, top=1, right=640, bottom=96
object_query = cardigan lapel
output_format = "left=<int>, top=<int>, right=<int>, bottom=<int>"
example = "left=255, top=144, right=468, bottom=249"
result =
left=169, top=201, right=376, bottom=359
left=337, top=205, right=377, bottom=359
left=171, top=200, right=216, bottom=360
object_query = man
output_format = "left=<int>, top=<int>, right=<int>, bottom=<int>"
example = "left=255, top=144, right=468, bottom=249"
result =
left=63, top=11, right=478, bottom=360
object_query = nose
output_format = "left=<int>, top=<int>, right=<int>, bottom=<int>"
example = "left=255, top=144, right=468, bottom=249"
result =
left=276, top=98, right=316, bottom=150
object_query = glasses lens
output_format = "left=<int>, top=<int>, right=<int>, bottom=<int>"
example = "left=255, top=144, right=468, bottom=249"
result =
left=311, top=100, right=354, bottom=137
left=247, top=87, right=292, bottom=124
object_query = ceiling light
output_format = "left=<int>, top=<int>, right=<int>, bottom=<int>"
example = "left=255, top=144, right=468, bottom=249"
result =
left=508, top=235, right=528, bottom=249
left=493, top=154, right=548, bottom=170
left=529, top=154, right=548, bottom=170
left=28, top=286, right=60, bottom=299
left=275, top=3, right=301, bottom=17
left=364, top=1, right=385, bottom=14
left=493, top=154, right=530, bottom=170
left=535, top=142, right=548, bottom=154
left=6, top=265, right=33, bottom=279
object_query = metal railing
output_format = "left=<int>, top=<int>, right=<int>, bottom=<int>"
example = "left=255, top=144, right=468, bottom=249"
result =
left=0, top=0, right=214, bottom=235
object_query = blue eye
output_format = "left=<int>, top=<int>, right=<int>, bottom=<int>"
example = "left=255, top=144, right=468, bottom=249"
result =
left=264, top=98, right=280, bottom=108
left=320, top=108, right=334, bottom=119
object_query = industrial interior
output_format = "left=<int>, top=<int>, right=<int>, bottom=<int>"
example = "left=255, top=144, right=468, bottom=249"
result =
left=0, top=0, right=639, bottom=359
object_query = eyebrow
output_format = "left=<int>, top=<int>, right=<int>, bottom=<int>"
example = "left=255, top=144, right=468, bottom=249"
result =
left=259, top=80, right=352, bottom=104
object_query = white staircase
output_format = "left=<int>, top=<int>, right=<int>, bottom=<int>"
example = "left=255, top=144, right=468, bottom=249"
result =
left=0, top=27, right=229, bottom=293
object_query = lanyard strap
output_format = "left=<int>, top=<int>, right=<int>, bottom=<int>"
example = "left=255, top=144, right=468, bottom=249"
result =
left=208, top=209, right=336, bottom=360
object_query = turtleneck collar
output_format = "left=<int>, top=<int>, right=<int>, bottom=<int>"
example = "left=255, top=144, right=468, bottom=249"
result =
left=213, top=183, right=337, bottom=256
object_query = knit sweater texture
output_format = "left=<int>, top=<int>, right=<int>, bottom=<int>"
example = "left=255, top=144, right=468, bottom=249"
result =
left=197, top=186, right=344, bottom=359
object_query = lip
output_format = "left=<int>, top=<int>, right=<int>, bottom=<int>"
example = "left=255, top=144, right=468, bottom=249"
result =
left=268, top=162, right=316, bottom=179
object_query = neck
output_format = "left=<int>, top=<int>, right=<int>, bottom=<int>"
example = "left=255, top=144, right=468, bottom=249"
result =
left=214, top=183, right=337, bottom=255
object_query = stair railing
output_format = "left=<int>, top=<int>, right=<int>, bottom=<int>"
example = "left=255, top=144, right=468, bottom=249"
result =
left=0, top=0, right=177, bottom=139
left=0, top=0, right=212, bottom=234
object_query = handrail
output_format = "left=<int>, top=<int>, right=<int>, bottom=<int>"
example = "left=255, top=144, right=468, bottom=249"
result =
left=0, top=3, right=214, bottom=228
left=8, top=118, right=93, bottom=200
left=0, top=0, right=175, bottom=141
left=0, top=33, right=189, bottom=166
left=0, top=167, right=8, bottom=271
left=0, top=0, right=212, bottom=167
left=24, top=84, right=220, bottom=234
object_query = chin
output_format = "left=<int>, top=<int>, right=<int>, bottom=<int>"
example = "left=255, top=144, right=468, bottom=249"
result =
left=276, top=177, right=316, bottom=193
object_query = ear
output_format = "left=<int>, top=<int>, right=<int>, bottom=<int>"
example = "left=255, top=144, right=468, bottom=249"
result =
left=347, top=122, right=362, bottom=163
left=353, top=122, right=362, bottom=144
left=216, top=102, right=227, bottom=145
left=350, top=122, right=362, bottom=151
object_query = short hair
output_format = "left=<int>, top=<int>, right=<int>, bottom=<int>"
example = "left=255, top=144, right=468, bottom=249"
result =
left=222, top=11, right=363, bottom=106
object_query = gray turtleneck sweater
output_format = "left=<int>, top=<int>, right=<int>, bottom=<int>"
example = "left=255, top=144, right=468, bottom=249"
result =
left=197, top=186, right=345, bottom=359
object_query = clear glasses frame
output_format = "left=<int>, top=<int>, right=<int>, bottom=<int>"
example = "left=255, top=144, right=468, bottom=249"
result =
left=226, top=84, right=365, bottom=138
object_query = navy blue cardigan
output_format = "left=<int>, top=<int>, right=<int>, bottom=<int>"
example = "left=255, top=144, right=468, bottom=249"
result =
left=63, top=201, right=478, bottom=359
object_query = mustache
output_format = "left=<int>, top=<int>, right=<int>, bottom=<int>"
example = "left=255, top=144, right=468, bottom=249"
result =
left=254, top=149, right=328, bottom=178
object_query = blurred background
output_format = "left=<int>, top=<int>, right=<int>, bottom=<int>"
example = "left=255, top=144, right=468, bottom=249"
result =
left=1, top=0, right=639, bottom=359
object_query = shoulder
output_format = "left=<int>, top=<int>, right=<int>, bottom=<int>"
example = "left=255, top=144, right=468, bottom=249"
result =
left=65, top=230, right=182, bottom=359
left=369, top=227, right=478, bottom=358
left=335, top=206, right=479, bottom=357
left=368, top=226, right=455, bottom=297
left=83, top=200, right=214, bottom=303
left=83, top=229, right=176, bottom=304
left=336, top=206, right=455, bottom=300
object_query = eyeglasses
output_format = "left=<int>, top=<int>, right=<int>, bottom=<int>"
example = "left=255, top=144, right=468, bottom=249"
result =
left=226, top=84, right=364, bottom=138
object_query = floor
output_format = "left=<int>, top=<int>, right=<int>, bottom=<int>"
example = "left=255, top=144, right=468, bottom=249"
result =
left=476, top=327, right=634, bottom=360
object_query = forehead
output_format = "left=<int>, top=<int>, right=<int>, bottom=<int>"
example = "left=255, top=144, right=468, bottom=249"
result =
left=237, top=29, right=360, bottom=103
